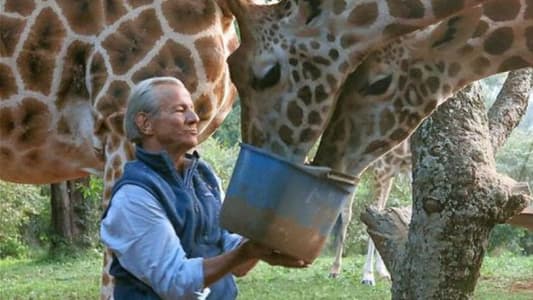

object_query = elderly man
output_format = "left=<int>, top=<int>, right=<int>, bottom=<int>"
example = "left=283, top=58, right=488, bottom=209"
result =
left=101, top=77, right=306, bottom=300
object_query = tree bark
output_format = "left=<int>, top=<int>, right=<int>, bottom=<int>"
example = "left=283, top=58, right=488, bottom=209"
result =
left=488, top=69, right=533, bottom=154
left=50, top=177, right=91, bottom=251
left=362, top=70, right=532, bottom=299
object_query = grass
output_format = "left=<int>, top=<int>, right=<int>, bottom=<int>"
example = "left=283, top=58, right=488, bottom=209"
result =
left=1, top=253, right=532, bottom=299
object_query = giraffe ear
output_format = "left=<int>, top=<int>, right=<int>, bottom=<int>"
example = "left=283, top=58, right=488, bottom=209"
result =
left=411, top=5, right=483, bottom=54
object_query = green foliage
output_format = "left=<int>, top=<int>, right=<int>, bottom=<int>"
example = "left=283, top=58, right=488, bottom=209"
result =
left=492, top=128, right=533, bottom=255
left=198, top=137, right=240, bottom=190
left=0, top=182, right=48, bottom=258
left=213, top=102, right=241, bottom=147
left=75, top=177, right=105, bottom=251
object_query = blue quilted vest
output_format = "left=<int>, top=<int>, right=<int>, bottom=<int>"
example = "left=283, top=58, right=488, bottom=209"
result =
left=104, top=147, right=238, bottom=300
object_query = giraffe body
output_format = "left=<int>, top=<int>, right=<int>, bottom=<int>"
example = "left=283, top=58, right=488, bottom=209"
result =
left=0, top=0, right=237, bottom=184
left=0, top=1, right=238, bottom=298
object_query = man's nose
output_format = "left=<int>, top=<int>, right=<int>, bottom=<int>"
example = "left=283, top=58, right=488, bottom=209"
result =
left=186, top=110, right=200, bottom=123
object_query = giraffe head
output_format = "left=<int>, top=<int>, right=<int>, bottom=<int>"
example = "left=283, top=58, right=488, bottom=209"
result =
left=227, top=0, right=489, bottom=161
left=315, top=0, right=532, bottom=175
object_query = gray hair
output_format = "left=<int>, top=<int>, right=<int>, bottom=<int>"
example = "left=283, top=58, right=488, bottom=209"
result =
left=124, top=77, right=185, bottom=144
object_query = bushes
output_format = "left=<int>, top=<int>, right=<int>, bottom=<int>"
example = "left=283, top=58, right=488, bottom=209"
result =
left=0, top=182, right=48, bottom=258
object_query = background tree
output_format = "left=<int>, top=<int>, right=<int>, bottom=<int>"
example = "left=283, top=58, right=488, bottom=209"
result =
left=362, top=68, right=532, bottom=299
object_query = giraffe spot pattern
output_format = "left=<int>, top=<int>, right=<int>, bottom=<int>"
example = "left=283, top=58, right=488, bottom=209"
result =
left=315, top=85, right=328, bottom=103
left=308, top=111, right=322, bottom=125
left=56, top=41, right=91, bottom=109
left=132, top=40, right=198, bottom=93
left=483, top=0, right=520, bottom=21
left=103, top=9, right=163, bottom=75
left=483, top=27, right=514, bottom=55
left=332, top=0, right=347, bottom=15
left=387, top=0, right=424, bottom=19
left=526, top=26, right=533, bottom=52
left=96, top=80, right=129, bottom=125
left=379, top=109, right=395, bottom=134
left=298, top=86, right=312, bottom=105
left=364, top=140, right=391, bottom=155
left=104, top=0, right=128, bottom=25
left=128, top=0, right=152, bottom=8
left=426, top=76, right=440, bottom=94
left=194, top=94, right=213, bottom=122
left=279, top=125, right=293, bottom=145
left=302, top=62, right=321, bottom=80
left=90, top=52, right=108, bottom=99
left=498, top=56, right=529, bottom=72
left=405, top=85, right=423, bottom=106
left=473, top=21, right=489, bottom=38
left=424, top=99, right=438, bottom=114
left=286, top=100, right=304, bottom=127
left=25, top=157, right=50, bottom=173
left=383, top=23, right=420, bottom=38
left=390, top=128, right=409, bottom=141
left=0, top=64, right=17, bottom=99
left=5, top=0, right=35, bottom=16
left=18, top=8, right=65, bottom=95
left=299, top=128, right=316, bottom=143
left=432, top=0, right=466, bottom=19
left=162, top=0, right=217, bottom=35
left=0, top=98, right=51, bottom=147
left=348, top=2, right=378, bottom=26
left=0, top=147, right=13, bottom=162
left=340, top=34, right=360, bottom=48
left=195, top=36, right=225, bottom=82
left=56, top=0, right=104, bottom=35
left=0, top=16, right=26, bottom=57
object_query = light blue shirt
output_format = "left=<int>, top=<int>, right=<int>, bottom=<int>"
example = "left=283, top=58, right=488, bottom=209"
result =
left=101, top=184, right=241, bottom=300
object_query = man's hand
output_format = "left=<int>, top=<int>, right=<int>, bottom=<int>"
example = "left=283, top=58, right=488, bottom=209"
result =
left=238, top=240, right=309, bottom=268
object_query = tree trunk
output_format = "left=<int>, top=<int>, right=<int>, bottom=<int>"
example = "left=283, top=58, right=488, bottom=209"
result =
left=50, top=177, right=91, bottom=252
left=362, top=69, right=532, bottom=299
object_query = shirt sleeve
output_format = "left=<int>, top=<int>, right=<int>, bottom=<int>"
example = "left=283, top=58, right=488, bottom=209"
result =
left=100, top=184, right=204, bottom=300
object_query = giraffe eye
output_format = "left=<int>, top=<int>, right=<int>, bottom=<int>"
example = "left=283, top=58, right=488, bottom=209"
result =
left=251, top=62, right=281, bottom=91
left=364, top=74, right=393, bottom=96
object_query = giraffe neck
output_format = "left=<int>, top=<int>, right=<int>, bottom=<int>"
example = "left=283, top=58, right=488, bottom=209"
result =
left=314, top=0, right=531, bottom=175
left=228, top=0, right=488, bottom=163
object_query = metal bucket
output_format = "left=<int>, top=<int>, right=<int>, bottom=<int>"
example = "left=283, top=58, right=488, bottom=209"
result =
left=220, top=143, right=356, bottom=262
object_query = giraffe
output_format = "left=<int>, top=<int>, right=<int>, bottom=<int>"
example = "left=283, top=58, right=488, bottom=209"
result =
left=226, top=0, right=489, bottom=163
left=329, top=140, right=411, bottom=284
left=312, top=0, right=532, bottom=282
left=0, top=1, right=238, bottom=298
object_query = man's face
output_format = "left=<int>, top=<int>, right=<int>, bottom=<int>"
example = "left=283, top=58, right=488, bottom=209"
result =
left=148, top=83, right=200, bottom=154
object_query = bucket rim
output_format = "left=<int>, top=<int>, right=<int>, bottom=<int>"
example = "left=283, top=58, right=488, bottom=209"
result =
left=239, top=143, right=357, bottom=187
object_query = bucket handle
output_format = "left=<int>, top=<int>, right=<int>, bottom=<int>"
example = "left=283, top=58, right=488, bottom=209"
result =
left=326, top=171, right=358, bottom=186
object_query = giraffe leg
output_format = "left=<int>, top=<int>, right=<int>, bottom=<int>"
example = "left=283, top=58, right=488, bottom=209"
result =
left=99, top=134, right=132, bottom=300
left=329, top=197, right=353, bottom=278
left=375, top=250, right=391, bottom=280
left=361, top=239, right=376, bottom=286
left=374, top=176, right=393, bottom=280
left=101, top=248, right=115, bottom=300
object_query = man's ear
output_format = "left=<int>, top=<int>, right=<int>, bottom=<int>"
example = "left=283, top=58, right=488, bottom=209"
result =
left=135, top=112, right=153, bottom=136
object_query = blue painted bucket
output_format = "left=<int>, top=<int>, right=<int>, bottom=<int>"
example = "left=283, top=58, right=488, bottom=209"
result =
left=220, top=143, right=356, bottom=262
